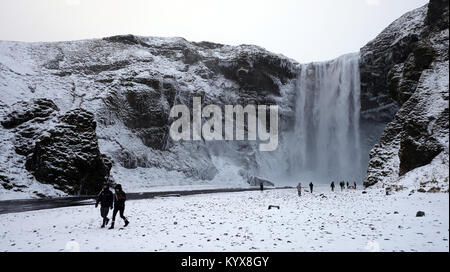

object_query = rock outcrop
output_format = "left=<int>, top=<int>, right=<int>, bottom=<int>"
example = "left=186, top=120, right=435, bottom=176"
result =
left=25, top=108, right=113, bottom=195
left=1, top=99, right=112, bottom=196
left=362, top=0, right=449, bottom=191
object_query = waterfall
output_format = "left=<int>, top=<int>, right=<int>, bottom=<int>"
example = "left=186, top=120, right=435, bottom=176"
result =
left=291, top=52, right=362, bottom=183
left=256, top=52, right=363, bottom=184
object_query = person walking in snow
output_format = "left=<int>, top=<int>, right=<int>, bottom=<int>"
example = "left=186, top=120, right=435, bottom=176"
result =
left=309, top=182, right=314, bottom=194
left=95, top=184, right=113, bottom=228
left=340, top=181, right=345, bottom=191
left=346, top=181, right=349, bottom=188
left=109, top=184, right=129, bottom=229
left=354, top=182, right=357, bottom=189
left=296, top=182, right=302, bottom=197
left=260, top=182, right=264, bottom=191
left=330, top=181, right=335, bottom=192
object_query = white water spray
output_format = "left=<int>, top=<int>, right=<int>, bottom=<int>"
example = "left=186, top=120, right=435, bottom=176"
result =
left=293, top=52, right=362, bottom=182
left=257, top=53, right=363, bottom=184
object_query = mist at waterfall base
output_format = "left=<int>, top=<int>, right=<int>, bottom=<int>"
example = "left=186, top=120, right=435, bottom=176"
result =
left=256, top=53, right=370, bottom=186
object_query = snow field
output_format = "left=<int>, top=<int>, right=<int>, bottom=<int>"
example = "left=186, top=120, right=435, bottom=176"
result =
left=0, top=186, right=448, bottom=252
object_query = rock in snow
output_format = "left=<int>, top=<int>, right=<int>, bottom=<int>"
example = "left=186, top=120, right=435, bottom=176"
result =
left=1, top=99, right=112, bottom=195
left=25, top=108, right=112, bottom=195
left=416, top=211, right=426, bottom=217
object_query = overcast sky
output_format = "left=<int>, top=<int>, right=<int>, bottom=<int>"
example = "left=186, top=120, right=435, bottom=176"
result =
left=0, top=0, right=428, bottom=62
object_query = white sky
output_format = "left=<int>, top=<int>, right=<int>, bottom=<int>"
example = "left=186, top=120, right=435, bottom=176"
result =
left=0, top=0, right=428, bottom=62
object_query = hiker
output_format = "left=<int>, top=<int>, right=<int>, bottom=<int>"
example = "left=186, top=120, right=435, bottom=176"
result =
left=309, top=182, right=313, bottom=194
left=354, top=182, right=357, bottom=189
left=346, top=181, right=349, bottom=188
left=340, top=181, right=345, bottom=191
left=260, top=182, right=264, bottom=191
left=95, top=184, right=113, bottom=228
left=330, top=181, right=335, bottom=192
left=109, top=184, right=129, bottom=229
left=296, top=182, right=302, bottom=197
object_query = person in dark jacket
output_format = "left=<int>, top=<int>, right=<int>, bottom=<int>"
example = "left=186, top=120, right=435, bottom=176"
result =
left=346, top=181, right=349, bottom=188
left=95, top=184, right=113, bottom=228
left=309, top=182, right=313, bottom=194
left=339, top=181, right=345, bottom=191
left=109, top=184, right=129, bottom=229
left=330, top=181, right=335, bottom=192
left=354, top=182, right=357, bottom=189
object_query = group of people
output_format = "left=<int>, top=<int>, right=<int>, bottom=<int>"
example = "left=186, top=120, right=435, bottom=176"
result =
left=296, top=182, right=314, bottom=196
left=96, top=180, right=359, bottom=227
left=296, top=181, right=358, bottom=196
left=95, top=184, right=130, bottom=229
left=331, top=181, right=357, bottom=191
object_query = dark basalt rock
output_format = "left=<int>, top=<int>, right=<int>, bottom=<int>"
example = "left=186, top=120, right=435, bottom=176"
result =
left=399, top=136, right=443, bottom=176
left=205, top=52, right=296, bottom=97
left=359, top=7, right=424, bottom=123
left=426, top=0, right=450, bottom=30
left=103, top=34, right=151, bottom=48
left=1, top=98, right=59, bottom=129
left=25, top=108, right=112, bottom=195
left=0, top=99, right=60, bottom=156
left=413, top=41, right=436, bottom=69
left=416, top=211, right=426, bottom=217
left=0, top=173, right=14, bottom=190
left=182, top=47, right=202, bottom=65
left=192, top=41, right=225, bottom=49
left=398, top=105, right=448, bottom=175
left=363, top=0, right=449, bottom=187
left=1, top=99, right=112, bottom=196
left=360, top=0, right=446, bottom=115
left=104, top=78, right=176, bottom=151
left=80, top=60, right=132, bottom=75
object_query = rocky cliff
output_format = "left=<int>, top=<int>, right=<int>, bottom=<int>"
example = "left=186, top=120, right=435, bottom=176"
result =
left=361, top=0, right=449, bottom=193
left=0, top=36, right=300, bottom=198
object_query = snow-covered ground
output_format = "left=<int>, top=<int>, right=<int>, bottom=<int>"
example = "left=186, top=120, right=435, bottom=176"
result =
left=0, top=186, right=448, bottom=252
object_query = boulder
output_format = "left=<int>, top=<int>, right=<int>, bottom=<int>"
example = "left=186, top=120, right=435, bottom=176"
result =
left=25, top=108, right=112, bottom=195
left=416, top=211, right=426, bottom=217
left=1, top=98, right=113, bottom=195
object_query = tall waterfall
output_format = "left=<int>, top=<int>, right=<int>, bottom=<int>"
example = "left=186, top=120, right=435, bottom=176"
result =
left=256, top=53, right=363, bottom=184
left=291, top=52, right=362, bottom=183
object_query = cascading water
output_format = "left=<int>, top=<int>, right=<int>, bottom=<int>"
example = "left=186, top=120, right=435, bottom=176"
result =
left=256, top=52, right=364, bottom=184
left=291, top=52, right=362, bottom=183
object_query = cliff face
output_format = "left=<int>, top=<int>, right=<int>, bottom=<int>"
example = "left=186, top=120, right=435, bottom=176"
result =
left=361, top=0, right=449, bottom=192
left=0, top=36, right=299, bottom=198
